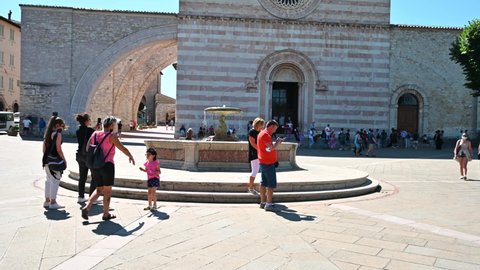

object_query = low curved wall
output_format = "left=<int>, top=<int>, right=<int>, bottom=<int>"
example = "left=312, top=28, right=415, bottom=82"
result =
left=144, top=139, right=300, bottom=172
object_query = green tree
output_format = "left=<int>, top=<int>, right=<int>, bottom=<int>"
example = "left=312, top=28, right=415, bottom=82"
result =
left=450, top=19, right=480, bottom=96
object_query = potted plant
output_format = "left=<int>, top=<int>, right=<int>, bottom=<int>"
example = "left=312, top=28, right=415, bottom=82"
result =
left=7, top=125, right=19, bottom=136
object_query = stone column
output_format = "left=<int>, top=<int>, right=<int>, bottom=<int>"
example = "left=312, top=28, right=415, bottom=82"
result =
left=181, top=141, right=199, bottom=171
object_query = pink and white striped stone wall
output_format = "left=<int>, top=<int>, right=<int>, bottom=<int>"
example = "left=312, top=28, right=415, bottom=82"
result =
left=176, top=0, right=391, bottom=136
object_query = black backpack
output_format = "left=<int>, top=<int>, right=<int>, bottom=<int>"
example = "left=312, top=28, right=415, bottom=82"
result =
left=86, top=132, right=114, bottom=169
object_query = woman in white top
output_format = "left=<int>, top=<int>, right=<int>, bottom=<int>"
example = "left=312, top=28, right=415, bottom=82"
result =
left=454, top=133, right=473, bottom=180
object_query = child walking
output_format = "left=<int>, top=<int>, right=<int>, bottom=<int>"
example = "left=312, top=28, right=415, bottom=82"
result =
left=139, top=148, right=161, bottom=210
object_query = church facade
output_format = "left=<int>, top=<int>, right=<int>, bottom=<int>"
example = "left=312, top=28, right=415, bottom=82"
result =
left=20, top=0, right=475, bottom=138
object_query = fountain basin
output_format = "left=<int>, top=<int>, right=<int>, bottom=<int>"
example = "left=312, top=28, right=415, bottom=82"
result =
left=145, top=139, right=300, bottom=172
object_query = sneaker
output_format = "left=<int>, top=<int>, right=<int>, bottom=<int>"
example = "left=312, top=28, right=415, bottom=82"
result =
left=48, top=203, right=65, bottom=210
left=151, top=206, right=157, bottom=211
left=259, top=203, right=266, bottom=209
left=144, top=206, right=151, bottom=211
left=43, top=202, right=50, bottom=208
left=264, top=204, right=276, bottom=212
left=77, top=197, right=88, bottom=203
left=248, top=188, right=259, bottom=196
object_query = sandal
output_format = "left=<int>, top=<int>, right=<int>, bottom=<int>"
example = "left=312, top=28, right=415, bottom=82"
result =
left=102, top=214, right=116, bottom=221
left=81, top=207, right=89, bottom=220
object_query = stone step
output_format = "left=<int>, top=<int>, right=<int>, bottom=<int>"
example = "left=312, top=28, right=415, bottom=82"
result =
left=62, top=172, right=379, bottom=203
left=68, top=171, right=370, bottom=192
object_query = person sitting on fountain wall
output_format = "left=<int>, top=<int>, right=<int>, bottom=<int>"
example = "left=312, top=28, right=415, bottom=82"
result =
left=186, top=128, right=194, bottom=140
left=198, top=126, right=205, bottom=139
left=179, top=124, right=186, bottom=136
left=208, top=125, right=215, bottom=136
left=258, top=120, right=284, bottom=212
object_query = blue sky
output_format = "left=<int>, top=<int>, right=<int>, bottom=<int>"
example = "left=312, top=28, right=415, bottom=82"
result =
left=1, top=0, right=479, bottom=98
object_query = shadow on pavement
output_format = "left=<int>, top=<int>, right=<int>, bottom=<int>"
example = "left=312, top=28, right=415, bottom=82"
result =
left=91, top=221, right=145, bottom=236
left=44, top=209, right=71, bottom=220
left=270, top=204, right=316, bottom=222
left=147, top=211, right=170, bottom=220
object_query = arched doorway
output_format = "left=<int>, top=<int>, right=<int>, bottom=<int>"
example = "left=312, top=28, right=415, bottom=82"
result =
left=256, top=49, right=318, bottom=131
left=397, top=93, right=419, bottom=133
left=271, top=66, right=301, bottom=133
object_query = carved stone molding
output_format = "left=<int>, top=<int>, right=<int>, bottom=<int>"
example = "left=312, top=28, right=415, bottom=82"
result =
left=315, top=80, right=327, bottom=92
left=245, top=78, right=258, bottom=92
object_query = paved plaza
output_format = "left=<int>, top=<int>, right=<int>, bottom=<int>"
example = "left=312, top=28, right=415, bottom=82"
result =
left=0, top=130, right=480, bottom=269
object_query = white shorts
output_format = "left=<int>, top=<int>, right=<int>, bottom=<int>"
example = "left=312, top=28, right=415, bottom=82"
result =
left=250, top=159, right=260, bottom=177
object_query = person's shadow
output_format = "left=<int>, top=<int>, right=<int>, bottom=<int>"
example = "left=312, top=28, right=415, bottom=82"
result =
left=92, top=221, right=145, bottom=236
left=147, top=210, right=170, bottom=220
left=44, top=209, right=71, bottom=220
left=271, top=204, right=316, bottom=222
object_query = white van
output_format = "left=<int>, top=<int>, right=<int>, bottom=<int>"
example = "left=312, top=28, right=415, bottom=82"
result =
left=0, top=112, right=15, bottom=132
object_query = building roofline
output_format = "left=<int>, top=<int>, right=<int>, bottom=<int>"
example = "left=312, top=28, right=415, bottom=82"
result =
left=0, top=15, right=21, bottom=28
left=19, top=4, right=177, bottom=17
left=17, top=5, right=466, bottom=31
left=391, top=24, right=462, bottom=31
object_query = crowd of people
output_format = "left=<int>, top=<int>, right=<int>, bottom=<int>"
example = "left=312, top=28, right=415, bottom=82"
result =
left=304, top=124, right=439, bottom=154
left=39, top=112, right=477, bottom=217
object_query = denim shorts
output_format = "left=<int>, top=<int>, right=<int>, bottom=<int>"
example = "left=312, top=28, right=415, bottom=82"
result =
left=260, top=164, right=277, bottom=189
left=147, top=177, right=160, bottom=188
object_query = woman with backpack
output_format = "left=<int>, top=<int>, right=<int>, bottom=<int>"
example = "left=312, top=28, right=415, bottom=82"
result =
left=75, top=113, right=95, bottom=203
left=81, top=116, right=135, bottom=221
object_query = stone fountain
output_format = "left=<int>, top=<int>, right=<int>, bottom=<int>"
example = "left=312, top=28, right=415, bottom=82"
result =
left=204, top=105, right=242, bottom=141
left=144, top=106, right=299, bottom=172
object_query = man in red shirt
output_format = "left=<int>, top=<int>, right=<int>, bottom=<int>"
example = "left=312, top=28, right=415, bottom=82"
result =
left=257, top=120, right=284, bottom=211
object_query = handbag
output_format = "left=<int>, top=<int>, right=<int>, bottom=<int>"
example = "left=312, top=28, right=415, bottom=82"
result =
left=47, top=155, right=66, bottom=171
left=86, top=132, right=114, bottom=169
left=47, top=133, right=66, bottom=172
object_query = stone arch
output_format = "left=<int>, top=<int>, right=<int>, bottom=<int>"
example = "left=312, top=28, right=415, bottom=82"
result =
left=88, top=41, right=177, bottom=125
left=70, top=24, right=178, bottom=120
left=256, top=49, right=318, bottom=130
left=389, top=84, right=429, bottom=135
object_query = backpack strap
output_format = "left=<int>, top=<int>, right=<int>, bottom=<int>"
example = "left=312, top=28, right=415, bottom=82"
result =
left=96, top=132, right=115, bottom=160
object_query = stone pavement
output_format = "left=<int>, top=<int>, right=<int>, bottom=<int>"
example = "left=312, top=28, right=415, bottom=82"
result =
left=0, top=130, right=480, bottom=269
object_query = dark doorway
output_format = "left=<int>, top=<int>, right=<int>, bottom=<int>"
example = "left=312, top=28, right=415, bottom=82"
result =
left=397, top=93, right=418, bottom=133
left=272, top=82, right=298, bottom=134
